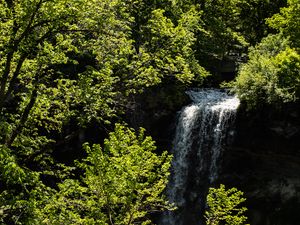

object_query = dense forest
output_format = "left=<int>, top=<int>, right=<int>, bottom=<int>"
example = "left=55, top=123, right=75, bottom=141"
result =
left=0, top=0, right=299, bottom=224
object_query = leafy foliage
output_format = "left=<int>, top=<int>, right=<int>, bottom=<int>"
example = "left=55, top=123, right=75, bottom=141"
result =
left=231, top=0, right=300, bottom=108
left=194, top=0, right=248, bottom=65
left=205, top=184, right=248, bottom=225
left=0, top=1, right=208, bottom=221
left=0, top=0, right=296, bottom=224
left=237, top=0, right=287, bottom=45
left=32, top=124, right=173, bottom=225
left=267, top=0, right=300, bottom=47
left=232, top=34, right=300, bottom=108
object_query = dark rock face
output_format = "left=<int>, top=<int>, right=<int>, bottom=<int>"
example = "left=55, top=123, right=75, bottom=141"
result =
left=220, top=103, right=300, bottom=225
left=125, top=81, right=191, bottom=151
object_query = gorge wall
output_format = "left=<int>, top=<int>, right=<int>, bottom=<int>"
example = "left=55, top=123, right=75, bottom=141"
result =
left=220, top=103, right=300, bottom=225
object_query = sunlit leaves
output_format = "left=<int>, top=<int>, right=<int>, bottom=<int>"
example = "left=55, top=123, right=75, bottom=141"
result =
left=267, top=0, right=300, bottom=47
left=82, top=124, right=172, bottom=224
left=205, top=184, right=248, bottom=225
left=233, top=34, right=300, bottom=108
left=143, top=7, right=209, bottom=83
left=0, top=144, right=42, bottom=224
left=33, top=124, right=173, bottom=224
left=232, top=0, right=300, bottom=109
left=197, top=0, right=248, bottom=58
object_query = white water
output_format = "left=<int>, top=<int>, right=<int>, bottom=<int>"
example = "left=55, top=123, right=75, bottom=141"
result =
left=161, top=89, right=240, bottom=225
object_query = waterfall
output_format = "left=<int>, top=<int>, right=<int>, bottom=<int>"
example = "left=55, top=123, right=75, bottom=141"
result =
left=161, top=89, right=240, bottom=225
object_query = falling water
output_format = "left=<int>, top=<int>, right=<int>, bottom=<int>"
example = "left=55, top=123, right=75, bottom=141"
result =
left=161, top=89, right=240, bottom=225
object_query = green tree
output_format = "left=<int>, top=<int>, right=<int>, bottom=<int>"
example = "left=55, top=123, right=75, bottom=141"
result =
left=205, top=184, right=248, bottom=225
left=0, top=0, right=209, bottom=148
left=237, top=0, right=287, bottom=45
left=0, top=0, right=92, bottom=222
left=0, top=1, right=207, bottom=222
left=33, top=124, right=173, bottom=225
left=124, top=0, right=210, bottom=84
left=232, top=34, right=300, bottom=108
left=231, top=0, right=300, bottom=108
left=267, top=0, right=300, bottom=47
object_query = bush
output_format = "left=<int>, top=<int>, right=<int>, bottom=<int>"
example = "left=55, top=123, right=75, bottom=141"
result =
left=205, top=184, right=248, bottom=225
left=32, top=124, right=173, bottom=225
left=232, top=34, right=300, bottom=109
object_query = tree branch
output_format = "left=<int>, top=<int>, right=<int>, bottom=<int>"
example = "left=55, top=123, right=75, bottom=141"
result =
left=0, top=51, right=14, bottom=106
left=0, top=54, right=27, bottom=109
left=14, top=0, right=44, bottom=45
left=6, top=88, right=38, bottom=147
left=0, top=0, right=43, bottom=111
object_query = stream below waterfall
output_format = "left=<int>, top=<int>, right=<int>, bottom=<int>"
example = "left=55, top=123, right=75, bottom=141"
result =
left=160, top=89, right=240, bottom=225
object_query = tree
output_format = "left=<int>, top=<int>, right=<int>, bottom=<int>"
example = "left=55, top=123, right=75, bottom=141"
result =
left=0, top=1, right=207, bottom=222
left=123, top=0, right=210, bottom=84
left=0, top=1, right=96, bottom=222
left=0, top=0, right=209, bottom=150
left=231, top=0, right=300, bottom=108
left=232, top=34, right=300, bottom=108
left=32, top=124, right=173, bottom=225
left=237, top=0, right=287, bottom=45
left=187, top=0, right=286, bottom=77
left=205, top=184, right=248, bottom=225
left=193, top=0, right=248, bottom=66
left=267, top=0, right=300, bottom=47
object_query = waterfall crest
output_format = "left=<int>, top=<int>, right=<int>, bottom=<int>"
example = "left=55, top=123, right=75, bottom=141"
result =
left=161, top=89, right=240, bottom=225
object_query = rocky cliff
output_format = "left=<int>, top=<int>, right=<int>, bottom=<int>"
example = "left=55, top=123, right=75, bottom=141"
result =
left=220, top=103, right=300, bottom=225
